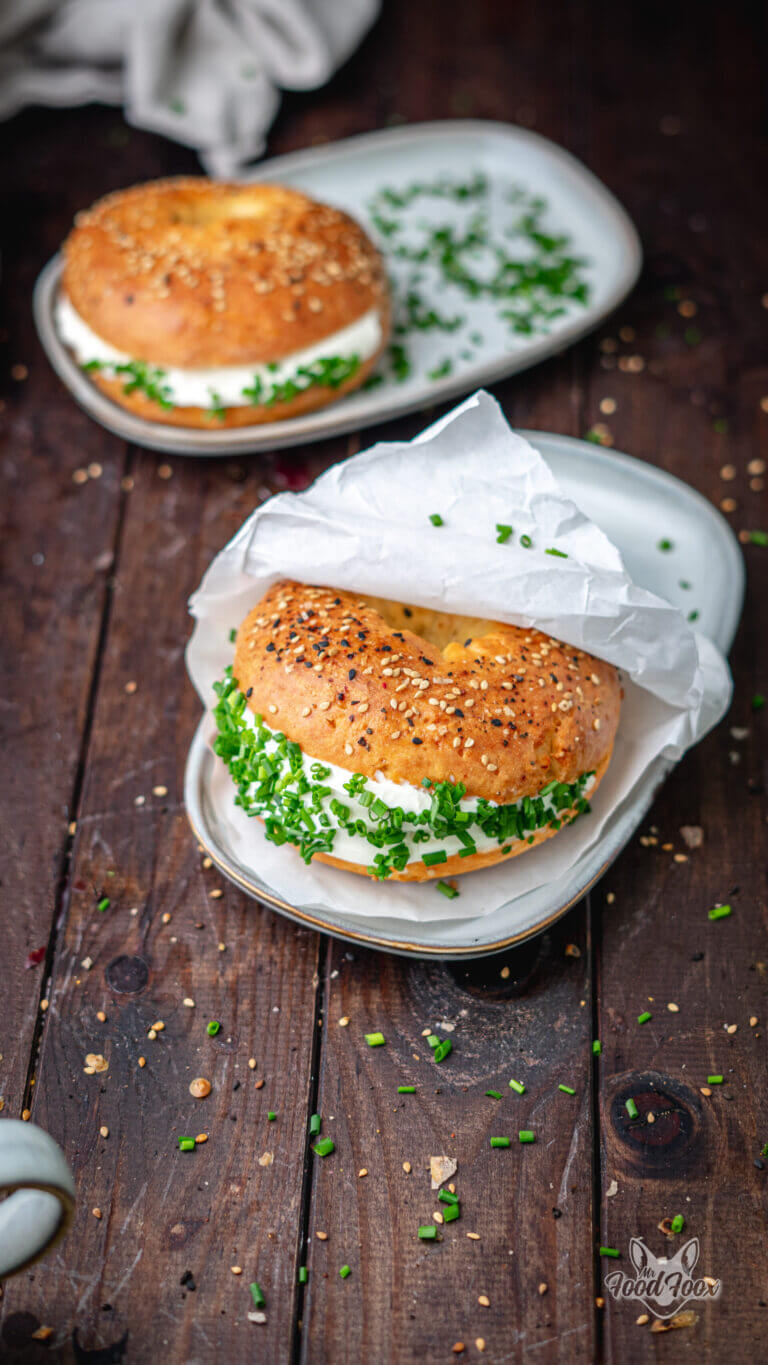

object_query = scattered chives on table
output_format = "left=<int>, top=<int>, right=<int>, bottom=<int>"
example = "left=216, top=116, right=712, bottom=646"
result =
left=670, top=1215, right=685, bottom=1234
left=365, top=1031, right=386, bottom=1047
left=206, top=1020, right=221, bottom=1036
left=485, top=1089, right=502, bottom=1100
left=298, top=1266, right=308, bottom=1284
left=637, top=1011, right=652, bottom=1025
left=339, top=1265, right=351, bottom=1279
left=312, top=1138, right=335, bottom=1157
left=443, top=1202, right=460, bottom=1222
left=178, top=1136, right=195, bottom=1152
left=433, top=1039, right=452, bottom=1063
left=309, top=1113, right=321, bottom=1136
left=418, top=1225, right=438, bottom=1240
left=249, top=1282, right=265, bottom=1308
left=429, top=513, right=444, bottom=527
left=267, top=1111, right=276, bottom=1122
left=518, top=1130, right=535, bottom=1144
left=599, top=1246, right=620, bottom=1258
left=558, top=1084, right=576, bottom=1095
left=508, top=1078, right=525, bottom=1094
left=490, top=1136, right=510, bottom=1148
left=426, top=1034, right=440, bottom=1049
left=707, top=1074, right=724, bottom=1085
left=397, top=1085, right=416, bottom=1094
left=438, top=1190, right=459, bottom=1206
left=625, top=1097, right=639, bottom=1119
left=708, top=903, right=732, bottom=921
left=592, top=1040, right=602, bottom=1055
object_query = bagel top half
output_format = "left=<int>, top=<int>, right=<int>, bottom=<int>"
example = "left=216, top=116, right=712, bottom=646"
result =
left=61, top=177, right=389, bottom=369
left=214, top=581, right=622, bottom=882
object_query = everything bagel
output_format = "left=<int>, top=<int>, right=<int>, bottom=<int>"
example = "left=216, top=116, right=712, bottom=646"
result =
left=56, top=178, right=390, bottom=427
left=212, top=582, right=622, bottom=883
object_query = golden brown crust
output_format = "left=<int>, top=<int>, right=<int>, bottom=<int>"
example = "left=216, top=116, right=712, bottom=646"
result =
left=86, top=347, right=385, bottom=427
left=310, top=750, right=612, bottom=880
left=62, top=177, right=390, bottom=368
left=233, top=581, right=622, bottom=806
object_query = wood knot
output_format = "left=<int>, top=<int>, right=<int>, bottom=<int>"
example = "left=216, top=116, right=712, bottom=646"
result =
left=603, top=1071, right=709, bottom=1176
left=446, top=937, right=544, bottom=1000
left=106, top=954, right=149, bottom=994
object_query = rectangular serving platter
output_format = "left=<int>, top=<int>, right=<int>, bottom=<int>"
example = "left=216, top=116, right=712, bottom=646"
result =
left=184, top=431, right=743, bottom=957
left=34, top=120, right=641, bottom=455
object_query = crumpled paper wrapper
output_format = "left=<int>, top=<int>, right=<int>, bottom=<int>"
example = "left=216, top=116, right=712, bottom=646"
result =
left=187, top=391, right=732, bottom=923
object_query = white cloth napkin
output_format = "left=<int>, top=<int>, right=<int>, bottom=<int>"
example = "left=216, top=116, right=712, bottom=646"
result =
left=0, top=0, right=379, bottom=176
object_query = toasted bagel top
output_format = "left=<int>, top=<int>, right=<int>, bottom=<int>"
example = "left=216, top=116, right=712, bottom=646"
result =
left=233, top=582, right=622, bottom=804
left=61, top=178, right=390, bottom=368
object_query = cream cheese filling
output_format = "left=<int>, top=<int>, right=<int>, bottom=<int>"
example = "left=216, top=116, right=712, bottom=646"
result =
left=55, top=293, right=383, bottom=408
left=238, top=714, right=596, bottom=871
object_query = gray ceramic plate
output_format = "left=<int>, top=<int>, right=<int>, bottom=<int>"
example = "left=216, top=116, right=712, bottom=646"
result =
left=33, top=120, right=641, bottom=455
left=183, top=432, right=743, bottom=957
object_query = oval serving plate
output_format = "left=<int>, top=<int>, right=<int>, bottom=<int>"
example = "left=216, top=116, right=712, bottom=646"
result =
left=183, top=432, right=743, bottom=958
left=34, top=120, right=641, bottom=456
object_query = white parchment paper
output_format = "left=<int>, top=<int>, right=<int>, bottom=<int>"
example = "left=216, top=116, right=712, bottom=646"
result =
left=186, top=391, right=732, bottom=923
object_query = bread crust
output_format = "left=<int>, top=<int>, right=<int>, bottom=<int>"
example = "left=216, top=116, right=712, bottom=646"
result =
left=233, top=581, right=622, bottom=807
left=86, top=347, right=385, bottom=428
left=61, top=177, right=390, bottom=368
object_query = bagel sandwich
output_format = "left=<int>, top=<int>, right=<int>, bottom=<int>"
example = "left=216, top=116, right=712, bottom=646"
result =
left=212, top=582, right=622, bottom=883
left=56, top=178, right=390, bottom=427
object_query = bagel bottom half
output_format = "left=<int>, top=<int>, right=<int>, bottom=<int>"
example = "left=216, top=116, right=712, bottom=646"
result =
left=262, top=749, right=613, bottom=883
left=88, top=348, right=384, bottom=428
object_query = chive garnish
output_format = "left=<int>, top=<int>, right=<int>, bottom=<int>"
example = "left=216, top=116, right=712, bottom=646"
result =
left=418, top=1225, right=438, bottom=1240
left=520, top=534, right=533, bottom=548
left=429, top=513, right=444, bottom=527
left=422, top=850, right=448, bottom=867
left=496, top=524, right=513, bottom=543
left=339, top=1265, right=351, bottom=1279
left=749, top=530, right=768, bottom=546
left=670, top=1215, right=685, bottom=1234
left=97, top=896, right=110, bottom=913
left=599, top=1246, right=620, bottom=1258
left=298, top=1266, right=308, bottom=1284
left=545, top=548, right=568, bottom=558
left=508, top=1078, right=525, bottom=1094
left=559, top=1084, right=576, bottom=1095
left=267, top=1111, right=276, bottom=1122
left=433, top=1039, right=452, bottom=1063
left=229, top=627, right=237, bottom=643
left=436, top=880, right=459, bottom=899
left=365, top=1031, right=386, bottom=1047
left=752, top=693, right=765, bottom=711
left=249, top=1282, right=265, bottom=1308
left=485, top=1089, right=502, bottom=1100
left=625, top=1097, right=638, bottom=1119
left=657, top=538, right=673, bottom=551
left=708, top=903, right=731, bottom=921
left=438, top=1190, right=459, bottom=1205
left=707, top=1074, right=723, bottom=1085
left=206, top=1020, right=221, bottom=1036
left=490, top=1136, right=510, bottom=1148
left=178, top=1136, right=195, bottom=1151
left=592, top=1040, right=602, bottom=1055
left=518, top=1130, right=535, bottom=1143
left=637, top=1012, right=652, bottom=1024
left=309, top=1113, right=322, bottom=1136
left=313, top=1138, right=335, bottom=1157
left=426, top=1035, right=440, bottom=1049
left=397, top=1085, right=416, bottom=1094
left=442, top=1202, right=460, bottom=1223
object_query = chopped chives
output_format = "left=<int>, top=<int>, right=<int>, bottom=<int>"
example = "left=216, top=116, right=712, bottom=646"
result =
left=707, top=1074, right=723, bottom=1085
left=309, top=1113, right=322, bottom=1136
left=249, top=1282, right=265, bottom=1308
left=365, top=1031, right=386, bottom=1047
left=518, top=1130, right=535, bottom=1143
left=397, top=1085, right=416, bottom=1094
left=496, top=524, right=513, bottom=543
left=267, top=1111, right=276, bottom=1122
left=229, top=627, right=237, bottom=643
left=426, top=1035, right=440, bottom=1049
left=657, top=538, right=673, bottom=551
left=178, top=1136, right=195, bottom=1151
left=749, top=530, right=768, bottom=547
left=206, top=1020, right=221, bottom=1036
left=520, top=533, right=533, bottom=548
left=433, top=1039, right=452, bottom=1063
left=422, top=850, right=448, bottom=867
left=559, top=1084, right=576, bottom=1095
left=443, top=1202, right=460, bottom=1223
left=312, top=1138, right=335, bottom=1157
left=670, top=1215, right=685, bottom=1234
left=339, top=1265, right=351, bottom=1279
left=436, top=880, right=459, bottom=899
left=438, top=1189, right=459, bottom=1205
left=592, top=1040, right=602, bottom=1055
left=625, top=1097, right=638, bottom=1119
left=752, top=692, right=765, bottom=711
left=545, top=548, right=568, bottom=558
left=637, top=1012, right=652, bottom=1025
left=429, top=513, right=444, bottom=527
left=418, top=1225, right=438, bottom=1240
left=97, top=896, right=110, bottom=913
left=508, top=1078, right=525, bottom=1094
left=485, top=1089, right=502, bottom=1100
left=708, top=903, right=731, bottom=921
left=490, top=1136, right=510, bottom=1148
left=298, top=1266, right=308, bottom=1284
left=599, top=1246, right=620, bottom=1258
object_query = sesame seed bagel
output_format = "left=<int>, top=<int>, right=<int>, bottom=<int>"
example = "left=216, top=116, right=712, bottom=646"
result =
left=58, top=177, right=390, bottom=426
left=217, top=581, right=622, bottom=883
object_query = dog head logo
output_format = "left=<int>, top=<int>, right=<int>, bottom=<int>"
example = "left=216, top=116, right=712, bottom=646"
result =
left=605, top=1236, right=721, bottom=1319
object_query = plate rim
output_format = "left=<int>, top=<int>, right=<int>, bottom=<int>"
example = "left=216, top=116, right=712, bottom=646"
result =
left=182, top=430, right=743, bottom=958
left=33, top=118, right=642, bottom=456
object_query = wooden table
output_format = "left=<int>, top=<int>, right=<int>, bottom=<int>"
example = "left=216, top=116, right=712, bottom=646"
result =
left=1, top=3, right=766, bottom=1361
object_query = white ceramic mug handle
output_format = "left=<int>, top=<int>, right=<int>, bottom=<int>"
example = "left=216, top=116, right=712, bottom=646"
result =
left=0, top=1119, right=75, bottom=1278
